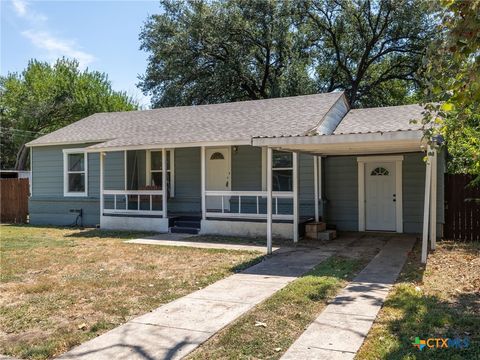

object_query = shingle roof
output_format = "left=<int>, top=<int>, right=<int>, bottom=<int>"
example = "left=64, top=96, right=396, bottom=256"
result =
left=27, top=92, right=344, bottom=148
left=333, top=104, right=424, bottom=135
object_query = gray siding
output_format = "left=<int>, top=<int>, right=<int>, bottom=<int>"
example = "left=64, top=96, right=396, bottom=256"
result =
left=104, top=151, right=125, bottom=190
left=30, top=144, right=101, bottom=226
left=168, top=147, right=201, bottom=213
left=232, top=146, right=262, bottom=191
left=324, top=152, right=445, bottom=233
left=324, top=156, right=359, bottom=230
left=299, top=153, right=315, bottom=218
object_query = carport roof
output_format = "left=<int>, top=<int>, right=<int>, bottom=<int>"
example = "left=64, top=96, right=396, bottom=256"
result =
left=333, top=104, right=424, bottom=135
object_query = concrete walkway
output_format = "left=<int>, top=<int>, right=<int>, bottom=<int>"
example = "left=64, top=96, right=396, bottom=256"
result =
left=126, top=233, right=276, bottom=253
left=281, top=237, right=416, bottom=360
left=59, top=238, right=360, bottom=360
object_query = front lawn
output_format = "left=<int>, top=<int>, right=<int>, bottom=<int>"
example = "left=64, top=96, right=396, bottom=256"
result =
left=0, top=225, right=261, bottom=359
left=356, top=241, right=480, bottom=359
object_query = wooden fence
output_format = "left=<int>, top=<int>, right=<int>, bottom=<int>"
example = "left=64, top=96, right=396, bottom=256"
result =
left=444, top=174, right=480, bottom=241
left=0, top=178, right=29, bottom=223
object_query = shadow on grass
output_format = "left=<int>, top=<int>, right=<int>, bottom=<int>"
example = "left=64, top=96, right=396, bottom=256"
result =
left=230, top=254, right=265, bottom=273
left=64, top=228, right=156, bottom=239
left=184, top=235, right=294, bottom=247
left=380, top=289, right=479, bottom=359
left=365, top=242, right=479, bottom=360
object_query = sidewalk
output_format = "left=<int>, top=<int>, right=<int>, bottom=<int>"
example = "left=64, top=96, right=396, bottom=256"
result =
left=281, top=237, right=415, bottom=360
left=126, top=233, right=276, bottom=253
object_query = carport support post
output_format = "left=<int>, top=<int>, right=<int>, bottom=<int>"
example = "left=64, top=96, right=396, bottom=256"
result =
left=162, top=148, right=168, bottom=218
left=293, top=152, right=299, bottom=243
left=422, top=147, right=432, bottom=263
left=430, top=148, right=437, bottom=250
left=267, top=147, right=273, bottom=254
left=201, top=146, right=206, bottom=220
left=314, top=156, right=319, bottom=222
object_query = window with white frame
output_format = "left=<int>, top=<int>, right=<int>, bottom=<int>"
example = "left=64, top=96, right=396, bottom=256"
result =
left=63, top=149, right=87, bottom=196
left=272, top=150, right=293, bottom=191
left=147, top=150, right=175, bottom=197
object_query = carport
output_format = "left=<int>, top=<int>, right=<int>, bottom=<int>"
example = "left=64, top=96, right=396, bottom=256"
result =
left=252, top=129, right=438, bottom=263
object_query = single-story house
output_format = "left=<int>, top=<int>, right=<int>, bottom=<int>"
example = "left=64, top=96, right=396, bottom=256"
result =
left=27, top=92, right=442, bottom=258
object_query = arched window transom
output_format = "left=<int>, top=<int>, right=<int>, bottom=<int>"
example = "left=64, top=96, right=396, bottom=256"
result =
left=370, top=167, right=389, bottom=176
left=210, top=152, right=225, bottom=160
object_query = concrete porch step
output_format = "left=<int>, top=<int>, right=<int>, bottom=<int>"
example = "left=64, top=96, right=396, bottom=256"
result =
left=170, top=226, right=200, bottom=235
left=175, top=220, right=201, bottom=228
left=317, top=229, right=337, bottom=241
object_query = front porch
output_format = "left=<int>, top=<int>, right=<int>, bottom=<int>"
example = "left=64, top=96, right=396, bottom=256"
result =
left=97, top=145, right=323, bottom=245
left=95, top=132, right=441, bottom=260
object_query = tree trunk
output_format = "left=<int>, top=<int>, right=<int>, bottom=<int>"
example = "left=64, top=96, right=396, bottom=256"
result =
left=14, top=144, right=29, bottom=170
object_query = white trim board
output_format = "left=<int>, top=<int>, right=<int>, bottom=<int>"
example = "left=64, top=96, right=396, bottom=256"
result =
left=85, top=139, right=251, bottom=153
left=357, top=155, right=403, bottom=233
left=63, top=148, right=88, bottom=197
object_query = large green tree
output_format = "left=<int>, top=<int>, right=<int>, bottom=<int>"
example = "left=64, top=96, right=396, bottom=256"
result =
left=139, top=0, right=438, bottom=108
left=139, top=0, right=313, bottom=108
left=299, top=0, right=436, bottom=107
left=0, top=58, right=137, bottom=170
left=421, top=0, right=480, bottom=179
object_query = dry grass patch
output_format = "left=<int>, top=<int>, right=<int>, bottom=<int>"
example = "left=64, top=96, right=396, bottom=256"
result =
left=356, top=240, right=480, bottom=359
left=0, top=225, right=262, bottom=359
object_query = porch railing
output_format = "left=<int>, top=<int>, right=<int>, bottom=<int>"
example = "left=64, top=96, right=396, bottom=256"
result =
left=102, top=190, right=165, bottom=216
left=205, top=190, right=294, bottom=220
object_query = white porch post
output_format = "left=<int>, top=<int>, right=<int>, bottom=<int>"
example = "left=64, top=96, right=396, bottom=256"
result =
left=430, top=148, right=437, bottom=250
left=314, top=156, right=319, bottom=222
left=100, top=152, right=104, bottom=216
left=162, top=148, right=168, bottom=218
left=201, top=146, right=206, bottom=220
left=422, top=147, right=432, bottom=263
left=293, top=152, right=299, bottom=243
left=124, top=150, right=127, bottom=190
left=318, top=156, right=323, bottom=202
left=266, top=147, right=273, bottom=254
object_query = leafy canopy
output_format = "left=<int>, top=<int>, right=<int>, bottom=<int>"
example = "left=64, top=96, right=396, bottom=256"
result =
left=139, top=0, right=438, bottom=108
left=421, top=0, right=480, bottom=178
left=0, top=58, right=137, bottom=169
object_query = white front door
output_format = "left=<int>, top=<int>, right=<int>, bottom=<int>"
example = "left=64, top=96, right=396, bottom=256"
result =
left=365, top=162, right=396, bottom=231
left=206, top=147, right=231, bottom=211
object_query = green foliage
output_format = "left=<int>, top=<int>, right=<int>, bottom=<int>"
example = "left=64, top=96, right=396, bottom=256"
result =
left=299, top=0, right=436, bottom=107
left=139, top=0, right=314, bottom=108
left=421, top=0, right=480, bottom=179
left=139, top=0, right=437, bottom=108
left=0, top=58, right=138, bottom=170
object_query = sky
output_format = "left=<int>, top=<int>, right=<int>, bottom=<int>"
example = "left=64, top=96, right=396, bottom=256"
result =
left=1, top=0, right=161, bottom=108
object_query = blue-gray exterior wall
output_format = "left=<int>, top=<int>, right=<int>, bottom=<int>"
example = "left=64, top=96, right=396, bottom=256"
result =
left=168, top=147, right=201, bottom=213
left=324, top=152, right=445, bottom=233
left=30, top=144, right=101, bottom=226
left=29, top=144, right=444, bottom=235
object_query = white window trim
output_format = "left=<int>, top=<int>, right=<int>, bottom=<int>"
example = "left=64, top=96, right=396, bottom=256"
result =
left=262, top=148, right=296, bottom=192
left=63, top=148, right=88, bottom=197
left=272, top=151, right=293, bottom=192
left=146, top=149, right=175, bottom=197
left=357, top=155, right=403, bottom=233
